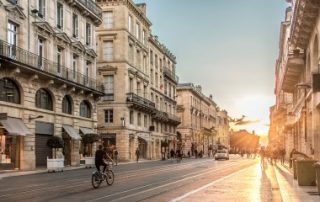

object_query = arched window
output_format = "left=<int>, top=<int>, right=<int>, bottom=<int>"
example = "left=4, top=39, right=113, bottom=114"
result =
left=62, top=95, right=72, bottom=114
left=0, top=78, right=20, bottom=104
left=35, top=88, right=53, bottom=110
left=80, top=100, right=91, bottom=118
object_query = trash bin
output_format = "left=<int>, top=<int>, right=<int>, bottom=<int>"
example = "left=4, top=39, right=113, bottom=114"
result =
left=314, top=162, right=320, bottom=193
left=296, top=160, right=317, bottom=186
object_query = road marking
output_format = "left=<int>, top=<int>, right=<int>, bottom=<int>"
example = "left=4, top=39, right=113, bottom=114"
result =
left=170, top=165, right=253, bottom=202
left=87, top=160, right=250, bottom=202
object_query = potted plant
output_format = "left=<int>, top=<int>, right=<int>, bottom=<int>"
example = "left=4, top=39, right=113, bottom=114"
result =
left=47, top=136, right=64, bottom=172
left=82, top=133, right=100, bottom=168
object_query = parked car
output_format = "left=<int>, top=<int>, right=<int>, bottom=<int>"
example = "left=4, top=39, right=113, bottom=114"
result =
left=215, top=150, right=229, bottom=160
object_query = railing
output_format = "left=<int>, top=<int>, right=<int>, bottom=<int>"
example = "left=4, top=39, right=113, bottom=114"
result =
left=163, top=66, right=179, bottom=83
left=0, top=40, right=103, bottom=92
left=126, top=92, right=156, bottom=109
left=76, top=0, right=102, bottom=19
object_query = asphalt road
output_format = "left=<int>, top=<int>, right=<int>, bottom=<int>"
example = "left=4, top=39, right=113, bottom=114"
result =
left=0, top=156, right=256, bottom=202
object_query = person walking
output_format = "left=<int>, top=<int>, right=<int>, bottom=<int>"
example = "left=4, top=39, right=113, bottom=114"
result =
left=170, top=149, right=175, bottom=159
left=135, top=148, right=140, bottom=163
left=114, top=148, right=118, bottom=166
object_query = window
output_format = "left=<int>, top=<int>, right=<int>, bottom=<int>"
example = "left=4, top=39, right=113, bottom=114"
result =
left=57, top=2, right=63, bottom=29
left=103, top=75, right=114, bottom=100
left=136, top=23, right=140, bottom=39
left=72, top=55, right=78, bottom=79
left=155, top=72, right=158, bottom=88
left=144, top=115, right=147, bottom=127
left=7, top=0, right=17, bottom=5
left=72, top=14, right=78, bottom=37
left=62, top=95, right=72, bottom=114
left=85, top=61, right=90, bottom=84
left=104, top=109, right=113, bottom=123
left=136, top=50, right=140, bottom=68
left=129, top=110, right=134, bottom=124
left=142, top=30, right=146, bottom=44
left=137, top=113, right=141, bottom=126
left=129, top=44, right=134, bottom=63
left=38, top=38, right=44, bottom=68
left=155, top=54, right=158, bottom=68
left=150, top=50, right=153, bottom=65
left=80, top=100, right=91, bottom=118
left=150, top=69, right=154, bottom=84
left=129, top=77, right=133, bottom=93
left=104, top=11, right=113, bottom=29
left=38, top=0, right=46, bottom=18
left=86, top=23, right=91, bottom=45
left=7, top=22, right=17, bottom=58
left=57, top=47, right=62, bottom=73
left=103, top=41, right=113, bottom=61
left=0, top=78, right=20, bottom=104
left=137, top=82, right=141, bottom=96
left=128, top=15, right=132, bottom=32
left=35, top=88, right=53, bottom=110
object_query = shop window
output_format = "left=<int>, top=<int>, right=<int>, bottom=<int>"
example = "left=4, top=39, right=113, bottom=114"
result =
left=0, top=78, right=20, bottom=104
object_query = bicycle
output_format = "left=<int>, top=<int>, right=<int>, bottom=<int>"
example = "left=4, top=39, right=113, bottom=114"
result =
left=92, top=162, right=114, bottom=189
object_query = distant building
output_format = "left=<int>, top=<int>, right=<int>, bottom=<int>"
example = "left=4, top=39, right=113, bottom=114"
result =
left=0, top=0, right=103, bottom=170
left=230, top=130, right=260, bottom=153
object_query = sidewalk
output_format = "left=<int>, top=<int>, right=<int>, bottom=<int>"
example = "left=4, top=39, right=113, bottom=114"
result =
left=0, top=158, right=159, bottom=179
left=173, top=161, right=319, bottom=202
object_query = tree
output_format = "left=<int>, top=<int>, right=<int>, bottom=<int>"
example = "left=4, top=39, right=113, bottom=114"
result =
left=47, top=136, right=64, bottom=159
left=81, top=133, right=100, bottom=156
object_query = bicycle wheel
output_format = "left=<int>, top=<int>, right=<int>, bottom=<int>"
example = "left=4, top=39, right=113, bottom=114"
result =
left=106, top=170, right=114, bottom=185
left=92, top=173, right=102, bottom=189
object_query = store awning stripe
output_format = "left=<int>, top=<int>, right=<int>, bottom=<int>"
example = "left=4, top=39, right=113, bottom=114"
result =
left=79, top=127, right=97, bottom=135
left=0, top=117, right=31, bottom=136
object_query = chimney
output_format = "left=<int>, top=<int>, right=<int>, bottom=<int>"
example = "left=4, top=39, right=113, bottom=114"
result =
left=136, top=3, right=147, bottom=15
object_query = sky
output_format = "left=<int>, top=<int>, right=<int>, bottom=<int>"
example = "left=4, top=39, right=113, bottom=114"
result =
left=134, top=0, right=289, bottom=136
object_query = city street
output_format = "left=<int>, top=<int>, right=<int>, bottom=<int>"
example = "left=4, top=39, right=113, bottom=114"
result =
left=0, top=156, right=254, bottom=202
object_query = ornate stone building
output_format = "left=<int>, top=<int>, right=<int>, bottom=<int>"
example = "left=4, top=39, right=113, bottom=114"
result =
left=176, top=83, right=230, bottom=156
left=0, top=0, right=103, bottom=170
left=272, top=0, right=320, bottom=160
left=96, top=0, right=180, bottom=161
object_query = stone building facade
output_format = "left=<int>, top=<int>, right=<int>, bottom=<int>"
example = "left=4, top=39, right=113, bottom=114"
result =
left=96, top=0, right=180, bottom=161
left=0, top=0, right=103, bottom=170
left=272, top=0, right=320, bottom=160
left=176, top=83, right=230, bottom=156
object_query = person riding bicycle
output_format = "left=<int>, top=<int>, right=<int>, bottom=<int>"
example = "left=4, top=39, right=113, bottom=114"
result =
left=95, top=145, right=113, bottom=178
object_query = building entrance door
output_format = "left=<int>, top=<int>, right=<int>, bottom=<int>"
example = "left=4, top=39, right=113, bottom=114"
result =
left=138, top=137, right=147, bottom=159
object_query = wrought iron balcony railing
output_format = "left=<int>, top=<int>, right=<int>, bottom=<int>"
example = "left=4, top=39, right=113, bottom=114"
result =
left=76, top=0, right=102, bottom=19
left=126, top=92, right=156, bottom=112
left=163, top=66, right=179, bottom=83
left=0, top=40, right=103, bottom=92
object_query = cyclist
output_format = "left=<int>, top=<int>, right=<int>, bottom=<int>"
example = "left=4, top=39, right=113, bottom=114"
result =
left=95, top=145, right=113, bottom=178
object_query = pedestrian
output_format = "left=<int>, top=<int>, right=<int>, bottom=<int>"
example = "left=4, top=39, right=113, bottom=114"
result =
left=114, top=148, right=118, bottom=166
left=135, top=148, right=140, bottom=163
left=187, top=151, right=191, bottom=158
left=170, top=149, right=175, bottom=159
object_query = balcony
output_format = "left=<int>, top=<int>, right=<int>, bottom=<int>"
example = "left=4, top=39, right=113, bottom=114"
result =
left=74, top=0, right=102, bottom=25
left=152, top=110, right=169, bottom=122
left=126, top=93, right=156, bottom=113
left=281, top=50, right=305, bottom=92
left=167, top=113, right=181, bottom=125
left=0, top=40, right=104, bottom=94
left=163, top=66, right=179, bottom=83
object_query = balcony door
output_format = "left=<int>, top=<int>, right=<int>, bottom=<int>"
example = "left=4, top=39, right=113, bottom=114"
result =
left=38, top=38, right=44, bottom=69
left=7, top=22, right=17, bottom=58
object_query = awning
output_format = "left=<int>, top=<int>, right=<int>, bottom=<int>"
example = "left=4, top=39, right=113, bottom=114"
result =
left=0, top=117, right=31, bottom=136
left=62, top=125, right=81, bottom=140
left=80, top=127, right=97, bottom=135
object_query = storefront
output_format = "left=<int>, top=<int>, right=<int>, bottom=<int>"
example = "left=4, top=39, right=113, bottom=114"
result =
left=35, top=121, right=54, bottom=167
left=0, top=116, right=31, bottom=170
left=62, top=125, right=81, bottom=166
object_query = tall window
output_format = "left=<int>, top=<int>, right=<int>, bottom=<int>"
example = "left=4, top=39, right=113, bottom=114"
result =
left=72, top=13, right=78, bottom=37
left=103, top=75, right=114, bottom=101
left=103, top=41, right=113, bottom=61
left=86, top=23, right=91, bottom=45
left=85, top=61, right=91, bottom=84
left=62, top=95, right=72, bottom=114
left=137, top=113, right=141, bottom=126
left=155, top=54, right=158, bottom=68
left=136, top=50, right=140, bottom=68
left=72, top=55, right=78, bottom=79
left=0, top=78, right=20, bottom=104
left=35, top=88, right=53, bottom=110
left=128, top=15, right=132, bottom=32
left=129, top=110, right=134, bottom=124
left=104, top=11, right=113, bottom=29
left=150, top=50, right=153, bottom=65
left=7, top=22, right=17, bottom=58
left=57, top=47, right=62, bottom=73
left=150, top=69, right=154, bottom=84
left=142, top=30, right=146, bottom=44
left=144, top=115, right=147, bottom=127
left=80, top=100, right=91, bottom=118
left=38, top=0, right=46, bottom=18
left=155, top=72, right=158, bottom=88
left=137, top=82, right=141, bottom=96
left=38, top=38, right=44, bottom=68
left=129, top=78, right=133, bottom=93
left=57, top=2, right=63, bottom=29
left=136, top=23, right=140, bottom=39
left=104, top=109, right=113, bottom=123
